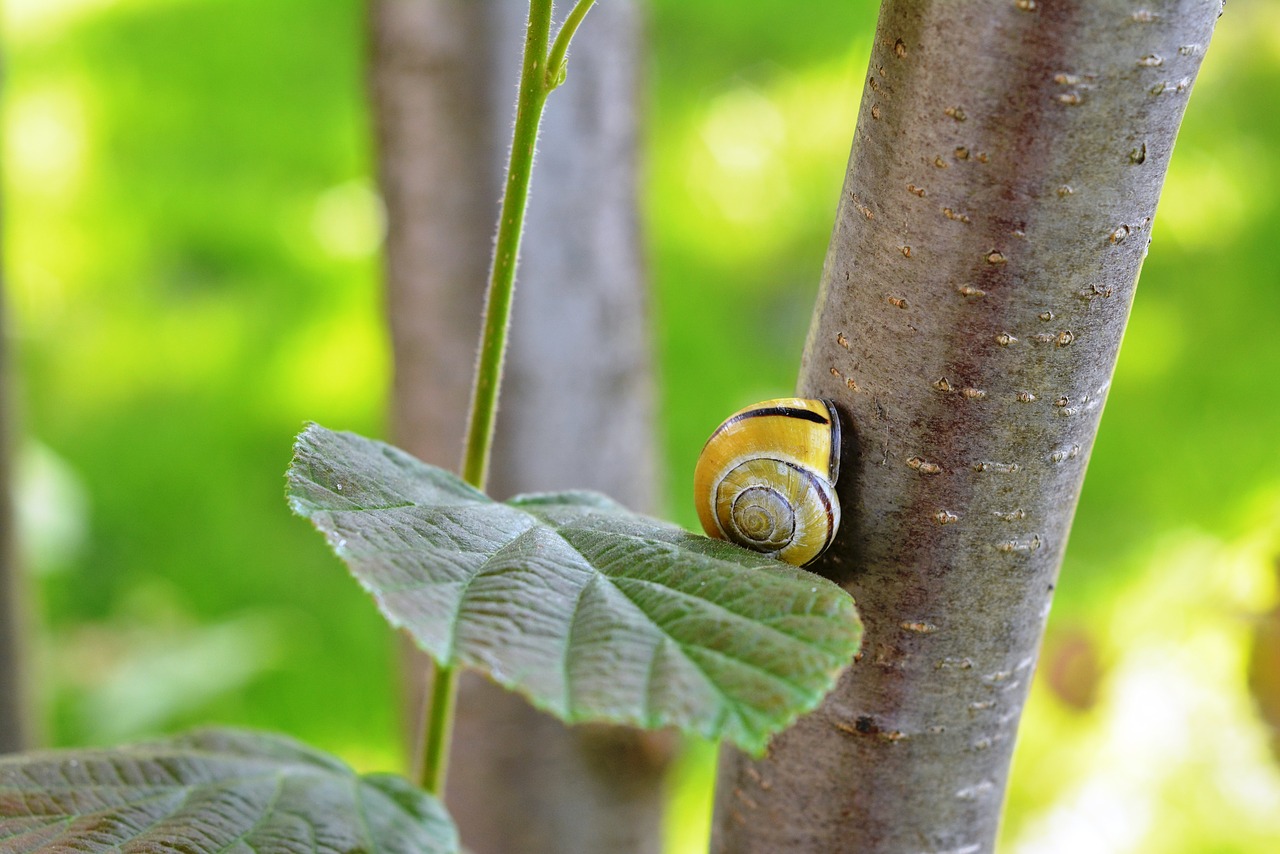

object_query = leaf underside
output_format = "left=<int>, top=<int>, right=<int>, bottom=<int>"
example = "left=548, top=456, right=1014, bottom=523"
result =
left=0, top=728, right=457, bottom=854
left=288, top=425, right=862, bottom=754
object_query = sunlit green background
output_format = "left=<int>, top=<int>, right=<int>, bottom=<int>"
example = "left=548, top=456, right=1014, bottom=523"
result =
left=6, top=0, right=1279, bottom=851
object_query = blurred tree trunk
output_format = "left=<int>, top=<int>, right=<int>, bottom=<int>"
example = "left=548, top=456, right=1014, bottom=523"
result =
left=0, top=272, right=32, bottom=753
left=368, top=1, right=671, bottom=852
left=712, top=1, right=1221, bottom=852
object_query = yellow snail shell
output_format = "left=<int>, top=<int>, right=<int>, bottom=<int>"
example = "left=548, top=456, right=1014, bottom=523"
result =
left=693, top=397, right=841, bottom=567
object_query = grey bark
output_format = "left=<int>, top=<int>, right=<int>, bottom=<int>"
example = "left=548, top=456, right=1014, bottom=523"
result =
left=711, top=2, right=1221, bottom=852
left=371, top=0, right=490, bottom=461
left=369, top=2, right=670, bottom=852
left=0, top=274, right=32, bottom=753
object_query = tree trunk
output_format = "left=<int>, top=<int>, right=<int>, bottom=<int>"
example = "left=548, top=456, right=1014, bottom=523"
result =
left=0, top=277, right=32, bottom=753
left=711, top=2, right=1222, bottom=851
left=368, top=1, right=670, bottom=852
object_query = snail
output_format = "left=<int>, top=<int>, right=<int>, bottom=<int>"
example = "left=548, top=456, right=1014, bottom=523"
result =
left=693, top=397, right=841, bottom=567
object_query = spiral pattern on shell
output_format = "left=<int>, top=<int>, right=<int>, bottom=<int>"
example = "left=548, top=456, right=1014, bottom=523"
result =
left=693, top=398, right=842, bottom=567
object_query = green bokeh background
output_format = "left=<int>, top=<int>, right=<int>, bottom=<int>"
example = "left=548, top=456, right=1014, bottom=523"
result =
left=6, top=0, right=1279, bottom=851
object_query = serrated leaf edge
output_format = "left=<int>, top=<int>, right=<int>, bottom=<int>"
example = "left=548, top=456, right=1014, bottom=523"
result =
left=287, top=427, right=862, bottom=754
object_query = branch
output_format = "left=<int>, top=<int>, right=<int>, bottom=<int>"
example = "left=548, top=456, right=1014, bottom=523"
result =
left=711, top=1, right=1223, bottom=850
left=546, top=0, right=598, bottom=90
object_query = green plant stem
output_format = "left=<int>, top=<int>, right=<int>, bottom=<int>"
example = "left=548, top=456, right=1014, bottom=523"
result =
left=417, top=663, right=459, bottom=794
left=546, top=0, right=597, bottom=89
left=458, top=0, right=555, bottom=491
left=418, top=0, right=599, bottom=798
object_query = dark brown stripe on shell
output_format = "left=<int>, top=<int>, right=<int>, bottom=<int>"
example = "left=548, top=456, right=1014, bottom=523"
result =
left=702, top=404, right=831, bottom=451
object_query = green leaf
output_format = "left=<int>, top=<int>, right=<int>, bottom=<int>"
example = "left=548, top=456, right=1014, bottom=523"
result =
left=287, top=425, right=862, bottom=754
left=0, top=728, right=457, bottom=854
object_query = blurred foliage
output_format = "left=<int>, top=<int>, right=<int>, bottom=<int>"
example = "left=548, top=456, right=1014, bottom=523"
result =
left=4, top=0, right=1280, bottom=852
left=5, top=0, right=396, bottom=769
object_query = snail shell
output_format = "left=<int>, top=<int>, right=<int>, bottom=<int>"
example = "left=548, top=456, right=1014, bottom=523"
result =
left=693, top=397, right=841, bottom=567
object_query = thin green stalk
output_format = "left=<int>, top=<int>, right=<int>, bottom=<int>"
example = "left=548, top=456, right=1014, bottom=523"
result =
left=416, top=0, right=599, bottom=797
left=416, top=664, right=459, bottom=794
left=459, top=0, right=555, bottom=491
left=546, top=0, right=597, bottom=89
